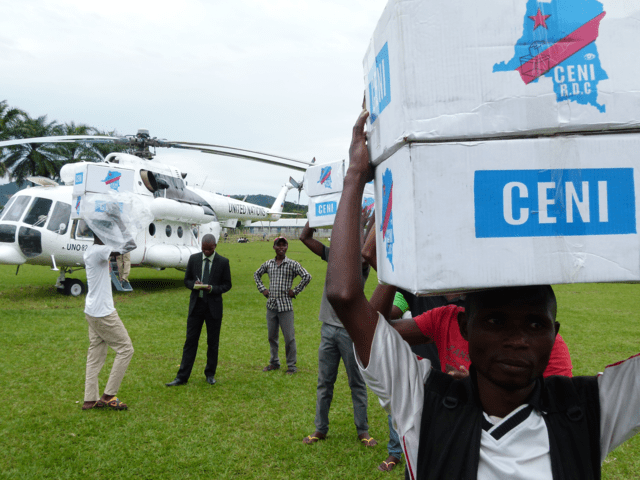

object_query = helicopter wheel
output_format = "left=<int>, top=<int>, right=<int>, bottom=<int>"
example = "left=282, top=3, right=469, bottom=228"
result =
left=63, top=279, right=86, bottom=297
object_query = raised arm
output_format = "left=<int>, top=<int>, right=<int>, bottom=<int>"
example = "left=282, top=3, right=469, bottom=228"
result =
left=300, top=221, right=325, bottom=257
left=365, top=227, right=432, bottom=345
left=326, top=109, right=379, bottom=367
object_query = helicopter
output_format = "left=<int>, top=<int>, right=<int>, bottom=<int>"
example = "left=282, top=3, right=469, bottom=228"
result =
left=0, top=130, right=313, bottom=296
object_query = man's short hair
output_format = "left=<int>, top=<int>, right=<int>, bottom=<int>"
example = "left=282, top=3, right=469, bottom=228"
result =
left=465, top=285, right=557, bottom=321
left=202, top=233, right=217, bottom=245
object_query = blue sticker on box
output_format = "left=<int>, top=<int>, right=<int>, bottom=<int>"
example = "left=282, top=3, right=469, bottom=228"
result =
left=75, top=172, right=83, bottom=185
left=474, top=168, right=636, bottom=238
left=315, top=201, right=337, bottom=217
left=368, top=43, right=391, bottom=123
left=493, top=0, right=608, bottom=112
left=94, top=201, right=124, bottom=214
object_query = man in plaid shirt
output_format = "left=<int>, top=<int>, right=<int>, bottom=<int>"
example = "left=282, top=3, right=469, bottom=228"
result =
left=254, top=236, right=312, bottom=374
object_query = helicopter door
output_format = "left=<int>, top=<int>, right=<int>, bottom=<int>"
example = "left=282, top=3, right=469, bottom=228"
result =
left=46, top=201, right=71, bottom=235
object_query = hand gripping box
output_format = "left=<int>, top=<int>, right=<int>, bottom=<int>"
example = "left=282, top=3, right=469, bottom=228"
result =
left=374, top=133, right=640, bottom=294
left=364, top=0, right=640, bottom=164
left=304, top=160, right=345, bottom=198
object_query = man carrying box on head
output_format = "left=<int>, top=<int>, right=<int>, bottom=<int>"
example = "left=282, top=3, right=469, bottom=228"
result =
left=325, top=107, right=640, bottom=479
left=254, top=236, right=311, bottom=375
left=82, top=206, right=136, bottom=411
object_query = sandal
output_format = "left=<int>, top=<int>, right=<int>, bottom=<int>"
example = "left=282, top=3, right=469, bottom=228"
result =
left=302, top=432, right=326, bottom=444
left=81, top=401, right=104, bottom=410
left=378, top=455, right=401, bottom=471
left=97, top=396, right=128, bottom=410
left=358, top=434, right=378, bottom=447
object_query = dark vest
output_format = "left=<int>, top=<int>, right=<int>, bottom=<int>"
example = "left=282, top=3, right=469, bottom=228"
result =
left=415, top=369, right=601, bottom=480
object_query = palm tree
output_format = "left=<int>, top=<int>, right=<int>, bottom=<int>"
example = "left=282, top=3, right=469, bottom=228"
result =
left=0, top=100, right=25, bottom=140
left=0, top=100, right=25, bottom=178
left=0, top=114, right=63, bottom=185
left=55, top=122, right=103, bottom=163
left=89, top=127, right=129, bottom=160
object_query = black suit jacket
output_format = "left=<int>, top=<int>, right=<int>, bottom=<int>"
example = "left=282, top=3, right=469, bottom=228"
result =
left=184, top=252, right=232, bottom=319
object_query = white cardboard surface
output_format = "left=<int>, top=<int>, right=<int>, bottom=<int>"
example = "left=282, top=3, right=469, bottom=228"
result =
left=375, top=133, right=640, bottom=294
left=304, top=160, right=345, bottom=197
left=72, top=164, right=135, bottom=196
left=308, top=182, right=375, bottom=228
left=364, top=0, right=640, bottom=164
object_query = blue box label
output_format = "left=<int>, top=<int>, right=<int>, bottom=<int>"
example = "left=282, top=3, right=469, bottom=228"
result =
left=368, top=42, right=391, bottom=123
left=315, top=201, right=337, bottom=217
left=75, top=172, right=83, bottom=184
left=94, top=201, right=124, bottom=213
left=474, top=168, right=636, bottom=238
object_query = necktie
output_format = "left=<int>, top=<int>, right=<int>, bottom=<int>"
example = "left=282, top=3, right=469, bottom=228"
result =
left=200, top=258, right=210, bottom=298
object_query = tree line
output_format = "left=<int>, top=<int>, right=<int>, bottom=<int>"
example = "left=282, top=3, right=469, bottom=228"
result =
left=0, top=100, right=127, bottom=186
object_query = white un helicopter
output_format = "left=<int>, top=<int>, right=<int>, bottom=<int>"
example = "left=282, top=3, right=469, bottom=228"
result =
left=0, top=130, right=313, bottom=296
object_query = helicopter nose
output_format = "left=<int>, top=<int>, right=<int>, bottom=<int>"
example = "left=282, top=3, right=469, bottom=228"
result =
left=0, top=245, right=26, bottom=265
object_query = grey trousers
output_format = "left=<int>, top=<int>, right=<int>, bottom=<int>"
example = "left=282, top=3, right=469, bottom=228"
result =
left=266, top=308, right=296, bottom=370
left=314, top=323, right=368, bottom=435
left=84, top=310, right=134, bottom=402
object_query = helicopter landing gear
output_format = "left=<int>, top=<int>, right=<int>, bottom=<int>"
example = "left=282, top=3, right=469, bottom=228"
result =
left=55, top=268, right=86, bottom=297
left=64, top=278, right=86, bottom=297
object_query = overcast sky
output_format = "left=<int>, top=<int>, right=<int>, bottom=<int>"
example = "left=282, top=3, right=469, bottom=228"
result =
left=0, top=0, right=388, bottom=203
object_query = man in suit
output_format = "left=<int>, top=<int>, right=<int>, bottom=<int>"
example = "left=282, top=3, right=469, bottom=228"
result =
left=166, top=234, right=232, bottom=386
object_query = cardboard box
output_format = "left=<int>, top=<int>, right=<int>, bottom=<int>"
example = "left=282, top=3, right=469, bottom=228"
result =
left=364, top=0, right=640, bottom=164
left=304, top=160, right=345, bottom=197
left=308, top=183, right=375, bottom=228
left=374, top=133, right=640, bottom=294
left=70, top=194, right=125, bottom=220
left=72, top=163, right=135, bottom=196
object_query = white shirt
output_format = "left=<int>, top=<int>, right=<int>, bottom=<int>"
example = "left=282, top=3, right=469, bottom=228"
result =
left=357, top=315, right=640, bottom=480
left=84, top=244, right=115, bottom=317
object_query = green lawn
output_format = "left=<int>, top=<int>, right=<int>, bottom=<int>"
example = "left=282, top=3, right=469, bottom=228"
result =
left=0, top=239, right=638, bottom=479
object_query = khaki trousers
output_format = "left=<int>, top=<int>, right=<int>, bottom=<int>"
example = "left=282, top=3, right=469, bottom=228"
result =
left=84, top=310, right=134, bottom=402
left=116, top=252, right=131, bottom=281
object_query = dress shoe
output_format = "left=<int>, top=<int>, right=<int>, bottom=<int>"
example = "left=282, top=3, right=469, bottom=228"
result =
left=206, top=376, right=216, bottom=385
left=165, top=378, right=187, bottom=387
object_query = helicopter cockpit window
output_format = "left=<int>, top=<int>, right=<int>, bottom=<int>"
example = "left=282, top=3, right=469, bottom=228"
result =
left=0, top=224, right=16, bottom=243
left=2, top=196, right=32, bottom=222
left=47, top=202, right=71, bottom=235
left=0, top=196, right=17, bottom=221
left=23, top=197, right=53, bottom=227
left=75, top=219, right=94, bottom=240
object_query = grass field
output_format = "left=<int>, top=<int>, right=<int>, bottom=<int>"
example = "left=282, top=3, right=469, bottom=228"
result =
left=1, top=239, right=639, bottom=479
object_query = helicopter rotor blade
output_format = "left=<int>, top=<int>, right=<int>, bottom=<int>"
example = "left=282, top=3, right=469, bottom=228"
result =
left=0, top=134, right=313, bottom=172
left=165, top=141, right=313, bottom=168
left=0, top=135, right=126, bottom=148
left=166, top=144, right=308, bottom=172
left=288, top=176, right=301, bottom=190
